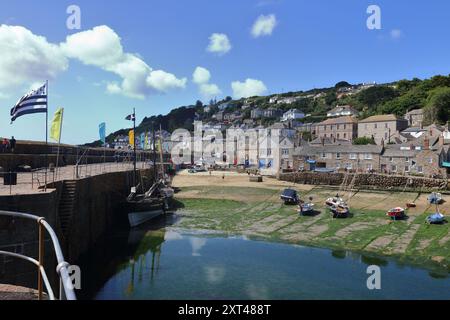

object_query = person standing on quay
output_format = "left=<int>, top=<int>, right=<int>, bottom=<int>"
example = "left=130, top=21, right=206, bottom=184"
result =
left=10, top=136, right=16, bottom=153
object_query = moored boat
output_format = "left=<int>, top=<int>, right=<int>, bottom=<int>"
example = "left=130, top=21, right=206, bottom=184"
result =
left=426, top=212, right=446, bottom=224
left=428, top=193, right=443, bottom=205
left=281, top=189, right=299, bottom=205
left=387, top=207, right=406, bottom=220
left=299, top=202, right=315, bottom=216
left=330, top=203, right=349, bottom=218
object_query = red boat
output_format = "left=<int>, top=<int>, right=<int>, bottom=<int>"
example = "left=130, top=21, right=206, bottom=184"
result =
left=387, top=207, right=406, bottom=220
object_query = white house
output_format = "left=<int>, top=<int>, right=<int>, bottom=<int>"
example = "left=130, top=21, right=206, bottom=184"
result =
left=281, top=109, right=306, bottom=122
left=327, top=105, right=358, bottom=118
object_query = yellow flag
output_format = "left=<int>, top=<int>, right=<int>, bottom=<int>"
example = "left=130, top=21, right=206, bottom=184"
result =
left=129, top=130, right=135, bottom=146
left=50, top=108, right=64, bottom=142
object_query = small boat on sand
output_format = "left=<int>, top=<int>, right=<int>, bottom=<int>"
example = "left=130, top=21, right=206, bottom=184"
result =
left=330, top=203, right=350, bottom=218
left=387, top=207, right=406, bottom=220
left=426, top=212, right=446, bottom=225
left=326, top=196, right=346, bottom=208
left=299, top=202, right=315, bottom=216
left=428, top=193, right=443, bottom=205
left=281, top=189, right=299, bottom=205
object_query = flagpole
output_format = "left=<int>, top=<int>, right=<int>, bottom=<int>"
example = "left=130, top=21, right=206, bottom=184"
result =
left=45, top=80, right=48, bottom=192
left=55, top=109, right=64, bottom=180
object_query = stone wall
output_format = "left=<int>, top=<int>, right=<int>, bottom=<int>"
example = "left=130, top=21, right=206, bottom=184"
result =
left=0, top=168, right=153, bottom=290
left=279, top=172, right=449, bottom=191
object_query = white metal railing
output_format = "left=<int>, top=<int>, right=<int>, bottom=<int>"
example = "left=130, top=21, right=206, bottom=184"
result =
left=0, top=211, right=77, bottom=300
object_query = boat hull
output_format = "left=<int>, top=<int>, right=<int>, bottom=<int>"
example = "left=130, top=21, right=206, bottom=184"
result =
left=128, top=209, right=165, bottom=228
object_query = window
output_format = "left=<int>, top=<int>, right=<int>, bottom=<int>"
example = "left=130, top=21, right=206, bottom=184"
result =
left=321, top=153, right=326, bottom=159
left=343, top=133, right=347, bottom=139
left=385, top=123, right=388, bottom=129
left=337, top=133, right=340, bottom=139
left=337, top=124, right=340, bottom=130
left=366, top=164, right=373, bottom=171
left=385, top=132, right=388, bottom=139
left=336, top=152, right=342, bottom=159
left=267, top=149, right=272, bottom=156
left=405, top=166, right=410, bottom=173
left=364, top=153, right=373, bottom=160
left=346, top=163, right=353, bottom=170
left=349, top=153, right=357, bottom=160
left=336, top=163, right=341, bottom=169
left=282, top=149, right=289, bottom=155
left=344, top=124, right=347, bottom=130
left=391, top=165, right=397, bottom=172
left=405, top=157, right=409, bottom=162
left=374, top=123, right=378, bottom=129
left=417, top=166, right=423, bottom=173
left=389, top=157, right=393, bottom=162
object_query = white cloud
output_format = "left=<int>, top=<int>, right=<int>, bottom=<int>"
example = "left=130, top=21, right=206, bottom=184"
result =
left=0, top=24, right=68, bottom=95
left=192, top=67, right=211, bottom=84
left=192, top=66, right=221, bottom=99
left=207, top=33, right=232, bottom=55
left=200, top=83, right=221, bottom=98
left=251, top=14, right=277, bottom=38
left=61, top=25, right=186, bottom=99
left=231, top=78, right=267, bottom=98
left=390, top=29, right=403, bottom=40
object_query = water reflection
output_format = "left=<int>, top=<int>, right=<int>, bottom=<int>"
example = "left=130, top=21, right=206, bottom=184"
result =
left=83, top=223, right=450, bottom=300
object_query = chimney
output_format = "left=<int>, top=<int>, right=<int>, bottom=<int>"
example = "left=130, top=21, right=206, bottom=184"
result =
left=424, top=137, right=430, bottom=150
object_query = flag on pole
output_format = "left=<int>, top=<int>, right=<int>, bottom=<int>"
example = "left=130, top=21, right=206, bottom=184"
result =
left=50, top=108, right=64, bottom=142
left=10, top=83, right=48, bottom=123
left=144, top=132, right=149, bottom=150
left=125, top=113, right=135, bottom=121
left=99, top=122, right=106, bottom=145
left=129, top=130, right=135, bottom=146
left=140, top=133, right=145, bottom=149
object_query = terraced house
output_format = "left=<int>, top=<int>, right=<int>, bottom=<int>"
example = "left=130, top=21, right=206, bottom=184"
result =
left=293, top=144, right=383, bottom=172
left=358, top=114, right=408, bottom=145
left=314, top=116, right=358, bottom=142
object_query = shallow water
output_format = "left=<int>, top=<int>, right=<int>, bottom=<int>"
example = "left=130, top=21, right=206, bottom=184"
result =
left=77, top=214, right=450, bottom=300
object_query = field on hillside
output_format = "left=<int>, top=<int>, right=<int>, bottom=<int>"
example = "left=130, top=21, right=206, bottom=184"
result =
left=172, top=170, right=450, bottom=271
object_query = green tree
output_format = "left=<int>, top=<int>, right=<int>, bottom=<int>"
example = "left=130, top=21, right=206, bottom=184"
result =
left=423, top=87, right=450, bottom=125
left=358, top=86, right=398, bottom=108
left=353, top=137, right=376, bottom=145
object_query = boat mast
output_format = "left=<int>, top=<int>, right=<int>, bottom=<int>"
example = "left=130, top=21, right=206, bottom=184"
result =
left=159, top=124, right=164, bottom=179
left=133, top=108, right=137, bottom=187
left=152, top=121, right=157, bottom=182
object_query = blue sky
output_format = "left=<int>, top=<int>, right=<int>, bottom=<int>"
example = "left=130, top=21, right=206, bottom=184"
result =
left=1, top=0, right=450, bottom=144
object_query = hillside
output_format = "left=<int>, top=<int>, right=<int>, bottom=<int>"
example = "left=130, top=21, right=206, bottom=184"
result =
left=86, top=74, right=450, bottom=146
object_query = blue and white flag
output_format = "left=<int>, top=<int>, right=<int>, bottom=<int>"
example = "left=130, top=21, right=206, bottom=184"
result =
left=99, top=122, right=106, bottom=145
left=10, top=83, right=47, bottom=123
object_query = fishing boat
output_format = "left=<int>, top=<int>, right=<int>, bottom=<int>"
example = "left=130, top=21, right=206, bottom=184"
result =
left=387, top=207, right=406, bottom=220
left=428, top=192, right=443, bottom=205
left=426, top=212, right=446, bottom=224
left=124, top=112, right=174, bottom=227
left=126, top=179, right=174, bottom=227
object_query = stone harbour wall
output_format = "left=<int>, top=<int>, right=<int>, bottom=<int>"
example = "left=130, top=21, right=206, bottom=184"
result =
left=279, top=172, right=449, bottom=191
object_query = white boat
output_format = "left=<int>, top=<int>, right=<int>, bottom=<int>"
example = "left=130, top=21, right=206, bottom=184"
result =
left=299, top=202, right=315, bottom=215
left=128, top=209, right=165, bottom=228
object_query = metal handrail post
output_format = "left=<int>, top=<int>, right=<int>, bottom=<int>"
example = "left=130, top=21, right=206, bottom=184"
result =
left=38, top=221, right=44, bottom=300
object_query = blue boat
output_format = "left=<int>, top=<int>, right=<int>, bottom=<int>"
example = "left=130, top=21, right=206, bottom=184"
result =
left=426, top=212, right=446, bottom=224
